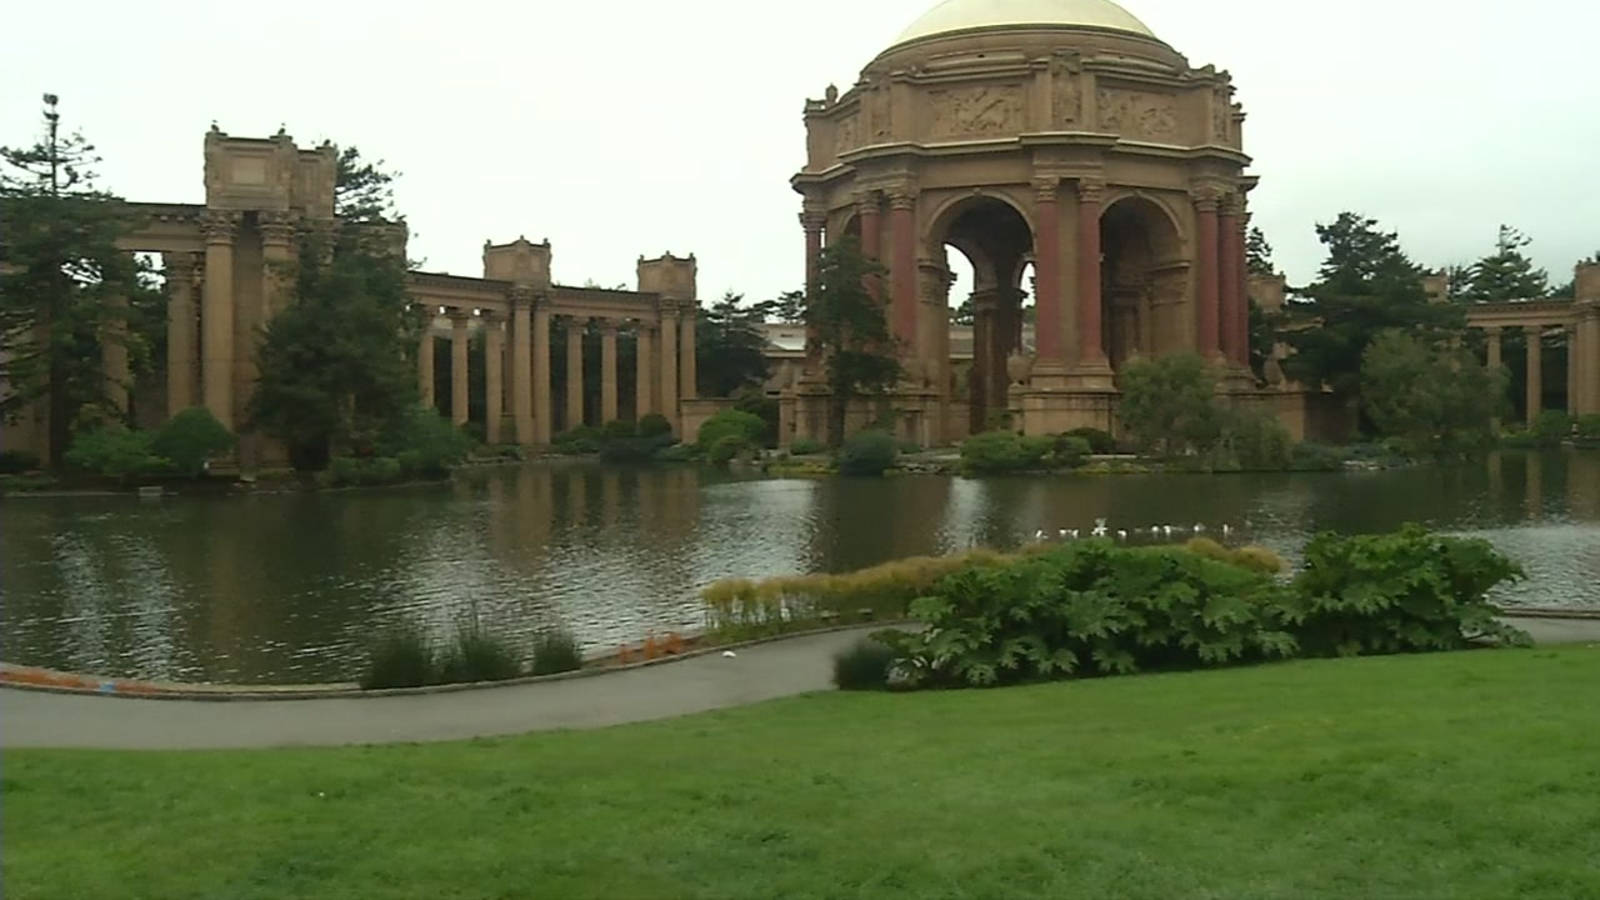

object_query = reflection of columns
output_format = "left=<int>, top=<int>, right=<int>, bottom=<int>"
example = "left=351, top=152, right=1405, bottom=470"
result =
left=1075, top=179, right=1107, bottom=366
left=566, top=318, right=585, bottom=430
left=1219, top=197, right=1243, bottom=366
left=164, top=252, right=200, bottom=415
left=1033, top=177, right=1062, bottom=363
left=679, top=308, right=697, bottom=400
left=450, top=311, right=470, bottom=426
left=660, top=304, right=680, bottom=431
left=417, top=317, right=435, bottom=410
left=1525, top=325, right=1542, bottom=426
left=889, top=188, right=918, bottom=349
left=484, top=314, right=504, bottom=444
left=510, top=289, right=534, bottom=445
left=533, top=298, right=552, bottom=443
left=102, top=288, right=129, bottom=416
left=1193, top=188, right=1221, bottom=360
left=259, top=211, right=296, bottom=321
left=1486, top=326, right=1502, bottom=429
left=635, top=323, right=655, bottom=419
left=200, top=211, right=238, bottom=429
left=600, top=321, right=619, bottom=423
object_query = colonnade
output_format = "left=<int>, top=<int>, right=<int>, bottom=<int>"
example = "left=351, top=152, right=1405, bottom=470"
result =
left=416, top=298, right=698, bottom=444
left=1475, top=304, right=1600, bottom=424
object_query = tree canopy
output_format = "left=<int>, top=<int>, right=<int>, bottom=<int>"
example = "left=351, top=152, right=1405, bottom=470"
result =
left=695, top=292, right=772, bottom=398
left=1360, top=330, right=1503, bottom=456
left=1455, top=225, right=1550, bottom=303
left=803, top=240, right=901, bottom=445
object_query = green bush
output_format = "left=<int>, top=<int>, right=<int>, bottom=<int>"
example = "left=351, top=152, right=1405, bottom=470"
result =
left=530, top=629, right=583, bottom=675
left=1065, top=427, right=1116, bottom=455
left=151, top=408, right=235, bottom=477
left=382, top=406, right=472, bottom=478
left=552, top=425, right=602, bottom=455
left=637, top=413, right=673, bottom=440
left=832, top=637, right=896, bottom=691
left=707, top=433, right=750, bottom=466
left=653, top=443, right=696, bottom=462
left=329, top=456, right=404, bottom=486
left=434, top=622, right=522, bottom=684
left=960, top=430, right=1047, bottom=474
left=838, top=429, right=898, bottom=476
left=732, top=390, right=780, bottom=448
left=1224, top=409, right=1294, bottom=471
left=596, top=419, right=678, bottom=463
left=1050, top=435, right=1093, bottom=469
left=1575, top=414, right=1600, bottom=447
left=361, top=624, right=435, bottom=689
left=1290, top=442, right=1347, bottom=472
left=789, top=437, right=826, bottom=456
left=1532, top=410, right=1572, bottom=447
left=898, top=440, right=923, bottom=454
left=1286, top=524, right=1531, bottom=656
left=64, top=427, right=169, bottom=479
left=697, top=409, right=767, bottom=452
left=0, top=450, right=42, bottom=474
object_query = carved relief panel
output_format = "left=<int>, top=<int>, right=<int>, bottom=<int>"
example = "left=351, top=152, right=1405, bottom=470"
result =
left=1049, top=57, right=1080, bottom=126
left=929, top=84, right=1025, bottom=138
left=833, top=114, right=860, bottom=156
left=1096, top=88, right=1180, bottom=142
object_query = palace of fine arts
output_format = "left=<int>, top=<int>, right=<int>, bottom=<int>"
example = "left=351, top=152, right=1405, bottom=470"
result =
left=3, top=0, right=1600, bottom=897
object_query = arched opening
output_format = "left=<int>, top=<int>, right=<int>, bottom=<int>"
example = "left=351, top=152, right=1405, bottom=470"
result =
left=1100, top=197, right=1185, bottom=372
left=929, top=195, right=1033, bottom=434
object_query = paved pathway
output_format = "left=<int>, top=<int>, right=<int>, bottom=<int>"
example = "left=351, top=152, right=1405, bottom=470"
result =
left=4, top=619, right=1596, bottom=751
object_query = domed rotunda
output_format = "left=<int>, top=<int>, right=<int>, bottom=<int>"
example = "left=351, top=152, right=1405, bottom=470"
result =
left=788, top=0, right=1258, bottom=444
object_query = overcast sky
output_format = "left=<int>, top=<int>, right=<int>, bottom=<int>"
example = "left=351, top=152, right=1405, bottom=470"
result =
left=4, top=0, right=1597, bottom=303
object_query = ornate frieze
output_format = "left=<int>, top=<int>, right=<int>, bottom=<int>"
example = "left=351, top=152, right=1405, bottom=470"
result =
left=1212, top=90, right=1230, bottom=144
left=929, top=84, right=1025, bottom=138
left=1049, top=56, right=1081, bottom=126
left=833, top=114, right=860, bottom=156
left=1097, top=88, right=1179, bottom=141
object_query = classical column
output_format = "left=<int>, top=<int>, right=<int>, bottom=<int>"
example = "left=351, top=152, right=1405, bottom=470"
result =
left=565, top=317, right=585, bottom=431
left=635, top=322, right=655, bottom=419
left=533, top=298, right=552, bottom=443
left=1032, top=177, right=1063, bottom=364
left=510, top=288, right=534, bottom=445
left=679, top=307, right=697, bottom=400
left=1486, top=326, right=1503, bottom=429
left=1218, top=196, right=1244, bottom=366
left=417, top=315, right=436, bottom=410
left=1192, top=188, right=1222, bottom=361
left=102, top=288, right=129, bottom=416
left=1568, top=324, right=1580, bottom=414
left=200, top=210, right=238, bottom=429
left=164, top=251, right=200, bottom=415
left=659, top=303, right=680, bottom=431
left=858, top=192, right=881, bottom=261
left=1526, top=325, right=1543, bottom=426
left=600, top=320, right=619, bottom=423
left=450, top=311, right=470, bottom=426
left=259, top=211, right=296, bottom=320
left=484, top=313, right=504, bottom=444
left=1235, top=208, right=1251, bottom=369
left=801, top=208, right=826, bottom=370
left=1075, top=179, right=1108, bottom=368
left=888, top=187, right=918, bottom=350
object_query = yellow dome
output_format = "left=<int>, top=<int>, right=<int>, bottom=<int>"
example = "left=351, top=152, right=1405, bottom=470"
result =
left=892, top=0, right=1156, bottom=46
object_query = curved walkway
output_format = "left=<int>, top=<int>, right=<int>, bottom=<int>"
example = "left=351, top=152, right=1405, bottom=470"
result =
left=4, top=619, right=1597, bottom=751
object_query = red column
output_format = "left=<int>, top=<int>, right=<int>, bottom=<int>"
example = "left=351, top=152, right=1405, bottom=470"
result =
left=1033, top=178, right=1062, bottom=362
left=1193, top=189, right=1221, bottom=360
left=1218, top=200, right=1242, bottom=365
left=1076, top=180, right=1106, bottom=365
left=889, top=190, right=917, bottom=348
left=858, top=194, right=881, bottom=261
left=1235, top=211, right=1250, bottom=368
left=802, top=210, right=824, bottom=367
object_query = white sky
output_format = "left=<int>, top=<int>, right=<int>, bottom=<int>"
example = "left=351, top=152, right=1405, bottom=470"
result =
left=4, top=0, right=1597, bottom=303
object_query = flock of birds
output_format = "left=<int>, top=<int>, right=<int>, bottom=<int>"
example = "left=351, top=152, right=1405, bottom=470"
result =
left=1033, top=517, right=1246, bottom=543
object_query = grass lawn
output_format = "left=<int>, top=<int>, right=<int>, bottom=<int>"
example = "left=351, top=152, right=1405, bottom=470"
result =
left=4, top=646, right=1599, bottom=899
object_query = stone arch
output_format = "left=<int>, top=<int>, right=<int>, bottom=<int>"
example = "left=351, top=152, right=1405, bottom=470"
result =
left=1100, top=194, right=1188, bottom=371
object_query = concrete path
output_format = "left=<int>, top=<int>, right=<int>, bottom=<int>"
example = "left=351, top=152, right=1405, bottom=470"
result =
left=4, top=619, right=1597, bottom=751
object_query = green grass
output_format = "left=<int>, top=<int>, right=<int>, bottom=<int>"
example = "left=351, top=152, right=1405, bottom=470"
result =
left=5, top=647, right=1600, bottom=899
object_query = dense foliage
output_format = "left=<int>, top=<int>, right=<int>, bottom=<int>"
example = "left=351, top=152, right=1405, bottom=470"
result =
left=832, top=638, right=896, bottom=691
left=1360, top=330, right=1503, bottom=456
left=64, top=408, right=235, bottom=480
left=595, top=419, right=678, bottom=463
left=694, top=292, right=772, bottom=398
left=837, top=428, right=897, bottom=476
left=150, top=407, right=235, bottom=477
left=1064, top=427, right=1116, bottom=455
left=958, top=430, right=1090, bottom=474
left=802, top=240, right=901, bottom=445
left=1116, top=353, right=1223, bottom=456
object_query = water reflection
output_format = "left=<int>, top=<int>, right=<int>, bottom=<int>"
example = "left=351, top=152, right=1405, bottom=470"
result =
left=2, top=451, right=1597, bottom=684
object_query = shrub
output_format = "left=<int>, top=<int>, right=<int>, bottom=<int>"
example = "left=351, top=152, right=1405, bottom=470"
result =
left=361, top=624, right=435, bottom=689
left=1575, top=414, right=1600, bottom=448
left=732, top=390, right=780, bottom=448
left=1285, top=524, right=1531, bottom=656
left=838, top=428, right=898, bottom=476
left=1532, top=410, right=1572, bottom=447
left=597, top=419, right=677, bottom=463
left=0, top=450, right=42, bottom=474
left=329, top=456, right=404, bottom=486
left=697, top=409, right=767, bottom=452
left=637, top=413, right=673, bottom=440
left=707, top=433, right=750, bottom=466
left=1051, top=435, right=1093, bottom=469
left=382, top=405, right=472, bottom=478
left=530, top=629, right=583, bottom=675
left=832, top=637, right=896, bottom=691
left=653, top=443, right=695, bottom=462
left=898, top=439, right=923, bottom=454
left=1224, top=409, right=1293, bottom=471
left=960, top=430, right=1047, bottom=474
left=552, top=425, right=602, bottom=455
left=151, top=408, right=235, bottom=477
left=434, top=622, right=522, bottom=684
left=1065, top=427, right=1116, bottom=455
left=64, top=427, right=168, bottom=479
left=789, top=437, right=826, bottom=456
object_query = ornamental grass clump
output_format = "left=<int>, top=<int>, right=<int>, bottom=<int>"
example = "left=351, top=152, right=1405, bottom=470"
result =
left=434, top=622, right=522, bottom=685
left=530, top=629, right=583, bottom=676
left=361, top=623, right=436, bottom=689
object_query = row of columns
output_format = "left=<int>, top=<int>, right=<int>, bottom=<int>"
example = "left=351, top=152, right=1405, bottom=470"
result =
left=418, top=300, right=697, bottom=444
left=1481, top=321, right=1599, bottom=425
left=1192, top=187, right=1251, bottom=368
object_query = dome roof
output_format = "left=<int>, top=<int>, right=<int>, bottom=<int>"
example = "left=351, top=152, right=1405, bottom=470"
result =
left=891, top=0, right=1156, bottom=47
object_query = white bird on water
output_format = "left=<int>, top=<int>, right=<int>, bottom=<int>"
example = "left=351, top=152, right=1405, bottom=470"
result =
left=1193, top=523, right=1205, bottom=533
left=1091, top=518, right=1108, bottom=538
left=1116, top=529, right=1128, bottom=540
left=1034, top=529, right=1047, bottom=541
left=1162, top=525, right=1175, bottom=538
left=722, top=650, right=737, bottom=659
left=1221, top=523, right=1233, bottom=536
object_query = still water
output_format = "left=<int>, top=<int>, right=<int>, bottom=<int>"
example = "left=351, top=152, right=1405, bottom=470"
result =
left=3, top=451, right=1597, bottom=685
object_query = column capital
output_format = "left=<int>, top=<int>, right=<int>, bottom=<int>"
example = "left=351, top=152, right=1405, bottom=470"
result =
left=598, top=318, right=620, bottom=336
left=853, top=190, right=881, bottom=216
left=259, top=210, right=298, bottom=246
left=799, top=204, right=828, bottom=232
left=1189, top=184, right=1226, bottom=211
left=163, top=250, right=204, bottom=287
left=887, top=185, right=918, bottom=210
left=1075, top=177, right=1106, bottom=204
left=1031, top=175, right=1061, bottom=203
left=1484, top=325, right=1503, bottom=335
left=446, top=307, right=473, bottom=323
left=199, top=209, right=240, bottom=244
left=658, top=298, right=683, bottom=317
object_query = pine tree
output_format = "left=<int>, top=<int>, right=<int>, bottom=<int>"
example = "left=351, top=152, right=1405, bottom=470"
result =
left=1245, top=226, right=1275, bottom=276
left=1459, top=225, right=1550, bottom=302
left=1, top=94, right=159, bottom=465
left=694, top=291, right=772, bottom=398
left=804, top=240, right=901, bottom=445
